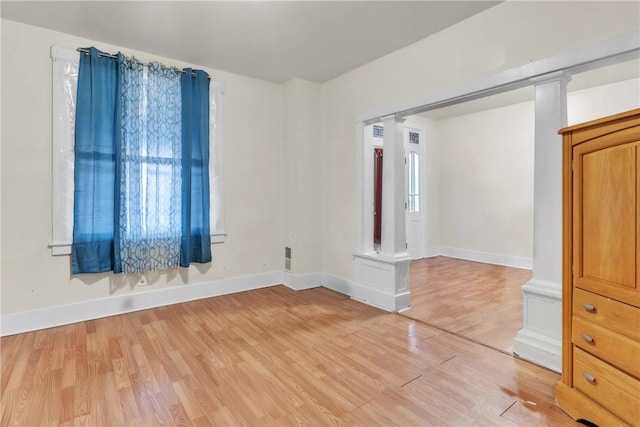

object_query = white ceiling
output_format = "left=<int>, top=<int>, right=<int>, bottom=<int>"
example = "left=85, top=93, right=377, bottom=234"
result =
left=1, top=0, right=500, bottom=84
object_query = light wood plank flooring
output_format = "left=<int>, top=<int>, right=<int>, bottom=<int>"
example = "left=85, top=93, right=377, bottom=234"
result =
left=0, top=285, right=575, bottom=426
left=404, top=256, right=532, bottom=354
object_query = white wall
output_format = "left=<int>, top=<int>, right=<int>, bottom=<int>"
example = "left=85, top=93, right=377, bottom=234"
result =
left=320, top=1, right=640, bottom=279
left=568, top=77, right=640, bottom=125
left=1, top=19, right=284, bottom=315
left=283, top=78, right=323, bottom=274
left=435, top=101, right=535, bottom=261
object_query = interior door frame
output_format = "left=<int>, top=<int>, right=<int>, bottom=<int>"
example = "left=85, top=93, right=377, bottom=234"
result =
left=404, top=123, right=426, bottom=260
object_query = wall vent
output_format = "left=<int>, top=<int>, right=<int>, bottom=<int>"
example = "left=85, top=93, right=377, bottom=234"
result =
left=285, top=247, right=292, bottom=271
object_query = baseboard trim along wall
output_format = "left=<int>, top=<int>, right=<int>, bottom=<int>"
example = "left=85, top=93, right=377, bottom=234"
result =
left=1, top=270, right=327, bottom=337
left=513, top=328, right=562, bottom=373
left=1, top=249, right=533, bottom=337
left=438, top=246, right=533, bottom=270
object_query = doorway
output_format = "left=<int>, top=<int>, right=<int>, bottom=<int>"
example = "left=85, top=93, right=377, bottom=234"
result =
left=404, top=126, right=424, bottom=259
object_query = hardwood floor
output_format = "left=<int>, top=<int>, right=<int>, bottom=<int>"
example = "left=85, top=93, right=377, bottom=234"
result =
left=0, top=285, right=576, bottom=426
left=404, top=256, right=532, bottom=354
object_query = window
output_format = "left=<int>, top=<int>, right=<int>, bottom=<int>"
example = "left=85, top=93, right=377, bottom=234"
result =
left=408, top=151, right=420, bottom=213
left=373, top=125, right=384, bottom=138
left=50, top=45, right=225, bottom=256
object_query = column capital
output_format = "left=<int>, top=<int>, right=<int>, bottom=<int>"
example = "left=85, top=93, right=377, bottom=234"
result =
left=530, top=70, right=572, bottom=86
left=380, top=114, right=406, bottom=124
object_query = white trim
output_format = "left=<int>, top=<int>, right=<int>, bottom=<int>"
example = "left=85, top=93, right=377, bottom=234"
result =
left=50, top=243, right=71, bottom=256
left=423, top=245, right=441, bottom=258
left=521, top=279, right=562, bottom=300
left=51, top=45, right=79, bottom=62
left=351, top=283, right=411, bottom=313
left=355, top=121, right=370, bottom=253
left=0, top=271, right=384, bottom=336
left=513, top=328, right=562, bottom=373
left=322, top=273, right=355, bottom=296
left=1, top=271, right=283, bottom=336
left=50, top=46, right=78, bottom=252
left=514, top=278, right=562, bottom=372
left=356, top=31, right=640, bottom=123
left=210, top=233, right=226, bottom=244
left=209, top=80, right=226, bottom=243
left=282, top=272, right=323, bottom=291
left=438, top=246, right=533, bottom=270
left=322, top=272, right=413, bottom=314
left=403, top=122, right=427, bottom=260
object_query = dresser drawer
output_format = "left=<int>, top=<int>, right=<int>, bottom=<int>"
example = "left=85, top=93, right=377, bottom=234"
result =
left=572, top=315, right=640, bottom=379
left=573, top=288, right=640, bottom=341
left=573, top=347, right=640, bottom=426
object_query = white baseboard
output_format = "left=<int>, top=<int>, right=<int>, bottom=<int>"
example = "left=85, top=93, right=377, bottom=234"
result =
left=323, top=272, right=412, bottom=313
left=1, top=271, right=284, bottom=336
left=513, top=328, right=562, bottom=373
left=321, top=273, right=354, bottom=296
left=352, top=286, right=411, bottom=313
left=282, top=271, right=323, bottom=291
left=0, top=270, right=358, bottom=337
left=513, top=278, right=562, bottom=373
left=423, top=245, right=442, bottom=258
left=438, top=246, right=533, bottom=270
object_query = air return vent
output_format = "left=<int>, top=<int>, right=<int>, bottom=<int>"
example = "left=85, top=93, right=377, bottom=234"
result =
left=285, top=247, right=292, bottom=271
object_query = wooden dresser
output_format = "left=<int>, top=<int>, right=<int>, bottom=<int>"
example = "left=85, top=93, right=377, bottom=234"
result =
left=556, top=109, right=640, bottom=426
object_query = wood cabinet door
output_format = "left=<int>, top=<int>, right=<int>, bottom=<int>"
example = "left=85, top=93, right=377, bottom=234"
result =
left=573, top=136, right=640, bottom=308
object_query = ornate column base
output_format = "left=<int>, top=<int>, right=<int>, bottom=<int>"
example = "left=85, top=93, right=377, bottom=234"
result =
left=352, top=252, right=412, bottom=312
left=514, top=279, right=562, bottom=372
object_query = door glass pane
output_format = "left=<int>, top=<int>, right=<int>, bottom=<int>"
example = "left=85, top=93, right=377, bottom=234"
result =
left=408, top=151, right=420, bottom=213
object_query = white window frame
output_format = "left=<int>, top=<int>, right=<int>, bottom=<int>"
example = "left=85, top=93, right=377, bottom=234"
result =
left=50, top=45, right=225, bottom=256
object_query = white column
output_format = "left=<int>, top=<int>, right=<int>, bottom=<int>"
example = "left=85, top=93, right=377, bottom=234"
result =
left=352, top=114, right=411, bottom=312
left=380, top=114, right=407, bottom=256
left=514, top=70, right=571, bottom=372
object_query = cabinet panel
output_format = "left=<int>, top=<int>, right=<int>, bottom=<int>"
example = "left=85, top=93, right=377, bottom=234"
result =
left=573, top=139, right=640, bottom=307
left=577, top=142, right=636, bottom=287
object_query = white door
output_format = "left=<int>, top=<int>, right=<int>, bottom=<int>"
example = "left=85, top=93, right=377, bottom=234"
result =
left=405, top=126, right=424, bottom=259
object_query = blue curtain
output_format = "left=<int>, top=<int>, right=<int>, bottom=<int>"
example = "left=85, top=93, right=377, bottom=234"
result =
left=72, top=47, right=118, bottom=274
left=181, top=69, right=212, bottom=266
left=72, top=47, right=211, bottom=274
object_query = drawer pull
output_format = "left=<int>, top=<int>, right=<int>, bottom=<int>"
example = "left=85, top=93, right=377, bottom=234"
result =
left=581, top=303, right=596, bottom=312
left=580, top=333, right=594, bottom=343
left=582, top=372, right=596, bottom=383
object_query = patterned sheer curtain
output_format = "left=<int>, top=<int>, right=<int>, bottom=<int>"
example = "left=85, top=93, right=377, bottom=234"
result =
left=115, top=57, right=183, bottom=273
left=72, top=47, right=211, bottom=275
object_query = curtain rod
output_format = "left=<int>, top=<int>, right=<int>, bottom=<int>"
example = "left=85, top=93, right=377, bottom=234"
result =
left=76, top=48, right=211, bottom=80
